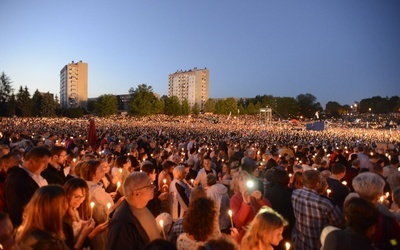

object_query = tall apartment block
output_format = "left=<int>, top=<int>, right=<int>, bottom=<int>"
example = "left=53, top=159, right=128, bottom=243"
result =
left=168, top=67, right=209, bottom=109
left=60, top=60, right=88, bottom=109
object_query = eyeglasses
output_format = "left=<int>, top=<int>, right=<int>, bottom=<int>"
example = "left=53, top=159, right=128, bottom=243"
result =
left=71, top=195, right=85, bottom=200
left=134, top=183, right=155, bottom=192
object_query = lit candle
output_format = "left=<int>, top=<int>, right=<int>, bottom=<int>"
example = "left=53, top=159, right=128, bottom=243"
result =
left=73, top=158, right=76, bottom=163
left=285, top=242, right=291, bottom=250
left=119, top=168, right=122, bottom=174
left=342, top=181, right=347, bottom=186
left=289, top=173, right=292, bottom=178
left=159, top=219, right=166, bottom=239
left=190, top=179, right=194, bottom=186
left=379, top=196, right=384, bottom=203
left=228, top=210, right=234, bottom=228
left=385, top=192, right=389, bottom=198
left=90, top=202, right=95, bottom=219
left=117, top=181, right=121, bottom=190
left=163, top=179, right=166, bottom=184
left=107, top=202, right=112, bottom=220
left=327, top=189, right=331, bottom=197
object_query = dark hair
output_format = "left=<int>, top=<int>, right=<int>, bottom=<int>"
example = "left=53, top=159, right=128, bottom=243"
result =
left=183, top=198, right=217, bottom=242
left=50, top=146, right=67, bottom=157
left=115, top=155, right=129, bottom=168
left=269, top=168, right=289, bottom=186
left=344, top=197, right=379, bottom=235
left=141, top=161, right=155, bottom=175
left=143, top=239, right=177, bottom=250
left=24, top=146, right=52, bottom=161
left=331, top=163, right=346, bottom=175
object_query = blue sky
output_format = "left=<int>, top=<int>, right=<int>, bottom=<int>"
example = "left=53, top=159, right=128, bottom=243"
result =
left=1, top=0, right=399, bottom=107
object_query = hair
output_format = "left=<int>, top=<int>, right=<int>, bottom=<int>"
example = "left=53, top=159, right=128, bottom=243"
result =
left=63, top=178, right=90, bottom=220
left=50, top=145, right=67, bottom=157
left=392, top=187, right=400, bottom=206
left=198, top=235, right=238, bottom=250
left=24, top=146, right=51, bottom=161
left=172, top=165, right=186, bottom=180
left=390, top=156, right=399, bottom=165
left=182, top=197, right=217, bottom=242
left=124, top=172, right=150, bottom=197
left=331, top=163, right=346, bottom=175
left=163, top=160, right=176, bottom=171
left=141, top=161, right=156, bottom=176
left=115, top=155, right=129, bottom=168
left=344, top=197, right=379, bottom=235
left=190, top=186, right=207, bottom=203
left=80, top=160, right=102, bottom=181
left=143, top=239, right=177, bottom=250
left=302, top=170, right=321, bottom=189
left=241, top=206, right=288, bottom=249
left=230, top=171, right=249, bottom=192
left=16, top=185, right=67, bottom=242
left=352, top=172, right=385, bottom=202
left=352, top=159, right=360, bottom=168
left=206, top=173, right=217, bottom=186
left=269, top=168, right=289, bottom=187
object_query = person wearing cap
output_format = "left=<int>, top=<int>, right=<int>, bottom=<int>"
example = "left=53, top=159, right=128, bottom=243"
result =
left=107, top=172, right=161, bottom=250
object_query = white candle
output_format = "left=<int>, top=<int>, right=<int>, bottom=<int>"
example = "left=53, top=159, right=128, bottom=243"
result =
left=73, top=158, right=76, bottom=163
left=379, top=196, right=384, bottom=203
left=327, top=189, right=331, bottom=197
left=285, top=242, right=291, bottom=250
left=90, top=202, right=95, bottom=219
left=117, top=181, right=121, bottom=190
left=228, top=210, right=234, bottom=228
left=342, top=181, right=347, bottom=186
left=159, top=219, right=166, bottom=239
left=385, top=192, right=390, bottom=198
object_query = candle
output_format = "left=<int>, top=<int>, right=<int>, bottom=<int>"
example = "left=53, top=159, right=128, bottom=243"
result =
left=385, top=192, right=390, bottom=198
left=119, top=168, right=122, bottom=173
left=342, top=181, right=347, bottom=186
left=107, top=202, right=112, bottom=220
left=379, top=196, right=384, bottom=203
left=190, top=179, right=194, bottom=186
left=90, top=202, right=95, bottom=219
left=163, top=179, right=166, bottom=184
left=228, top=209, right=234, bottom=228
left=162, top=179, right=168, bottom=193
left=327, top=189, right=331, bottom=197
left=285, top=242, right=291, bottom=250
left=117, top=181, right=121, bottom=190
left=159, top=219, right=166, bottom=239
left=289, top=173, right=292, bottom=178
left=73, top=158, right=76, bottom=163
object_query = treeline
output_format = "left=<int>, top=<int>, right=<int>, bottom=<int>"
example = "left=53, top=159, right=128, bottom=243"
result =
left=1, top=72, right=399, bottom=118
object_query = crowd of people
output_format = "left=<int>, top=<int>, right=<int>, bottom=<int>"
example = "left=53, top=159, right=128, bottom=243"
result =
left=0, top=115, right=400, bottom=250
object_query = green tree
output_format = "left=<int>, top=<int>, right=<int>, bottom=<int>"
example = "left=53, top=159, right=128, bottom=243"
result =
left=0, top=72, right=13, bottom=116
left=275, top=97, right=298, bottom=118
left=128, top=84, right=158, bottom=116
left=296, top=93, right=322, bottom=118
left=62, top=107, right=84, bottom=118
left=204, top=98, right=215, bottom=113
left=224, top=97, right=238, bottom=114
left=6, top=93, right=16, bottom=117
left=214, top=100, right=225, bottom=114
left=95, top=94, right=118, bottom=117
left=87, top=99, right=96, bottom=113
left=247, top=103, right=256, bottom=114
left=41, top=92, right=57, bottom=117
left=16, top=86, right=32, bottom=117
left=31, top=89, right=42, bottom=116
left=164, top=96, right=181, bottom=116
left=325, top=101, right=342, bottom=118
left=192, top=102, right=200, bottom=116
left=181, top=99, right=190, bottom=115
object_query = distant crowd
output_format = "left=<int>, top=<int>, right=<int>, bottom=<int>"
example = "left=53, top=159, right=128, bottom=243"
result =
left=0, top=115, right=400, bottom=250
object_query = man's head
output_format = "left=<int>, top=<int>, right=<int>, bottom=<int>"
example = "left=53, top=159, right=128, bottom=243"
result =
left=124, top=172, right=154, bottom=209
left=50, top=146, right=67, bottom=167
left=173, top=165, right=186, bottom=180
left=331, top=163, right=346, bottom=178
left=23, top=146, right=52, bottom=175
left=206, top=173, right=217, bottom=187
left=352, top=172, right=385, bottom=203
left=302, top=170, right=322, bottom=190
left=203, top=156, right=212, bottom=171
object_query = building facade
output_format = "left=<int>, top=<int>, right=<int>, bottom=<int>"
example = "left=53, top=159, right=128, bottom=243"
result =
left=60, top=60, right=88, bottom=109
left=168, top=67, right=209, bottom=109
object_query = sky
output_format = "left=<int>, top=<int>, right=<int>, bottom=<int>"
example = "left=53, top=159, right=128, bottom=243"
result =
left=1, top=0, right=399, bottom=107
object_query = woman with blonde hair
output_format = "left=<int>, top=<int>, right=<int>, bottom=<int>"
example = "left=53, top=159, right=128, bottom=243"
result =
left=241, top=206, right=288, bottom=250
left=16, top=185, right=69, bottom=249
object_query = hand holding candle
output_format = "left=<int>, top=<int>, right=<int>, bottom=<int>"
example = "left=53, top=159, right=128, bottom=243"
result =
left=327, top=189, right=331, bottom=197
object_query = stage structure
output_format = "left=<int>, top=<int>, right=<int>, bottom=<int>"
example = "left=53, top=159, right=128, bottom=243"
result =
left=259, top=107, right=272, bottom=125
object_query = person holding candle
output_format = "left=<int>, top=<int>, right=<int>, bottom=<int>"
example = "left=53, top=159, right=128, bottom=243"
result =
left=63, top=178, right=108, bottom=250
left=107, top=172, right=161, bottom=250
left=325, top=163, right=350, bottom=211
left=80, top=160, right=114, bottom=250
left=169, top=165, right=191, bottom=222
left=291, top=170, right=344, bottom=250
left=15, top=185, right=69, bottom=249
left=241, top=206, right=288, bottom=250
left=229, top=171, right=271, bottom=243
left=352, top=172, right=400, bottom=249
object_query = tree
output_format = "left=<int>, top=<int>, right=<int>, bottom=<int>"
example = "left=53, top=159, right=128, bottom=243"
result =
left=296, top=93, right=322, bottom=118
left=0, top=72, right=13, bottom=116
left=164, top=96, right=181, bottom=116
left=31, top=89, right=42, bottom=116
left=95, top=94, right=118, bottom=117
left=16, top=86, right=32, bottom=117
left=6, top=93, right=16, bottom=117
left=128, top=84, right=159, bottom=116
left=40, top=92, right=57, bottom=117
left=181, top=99, right=190, bottom=115
left=204, top=99, right=215, bottom=113
left=275, top=97, right=298, bottom=118
left=325, top=101, right=342, bottom=118
left=247, top=103, right=256, bottom=115
left=192, top=102, right=200, bottom=116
